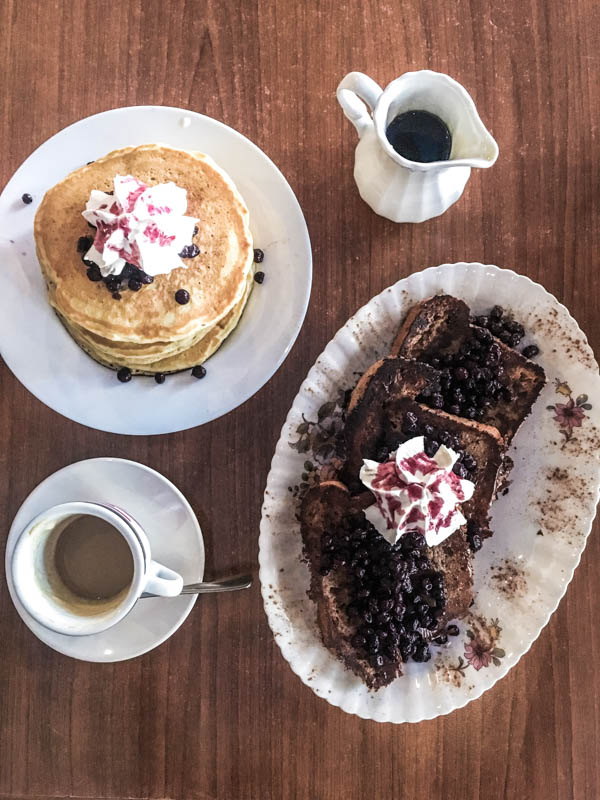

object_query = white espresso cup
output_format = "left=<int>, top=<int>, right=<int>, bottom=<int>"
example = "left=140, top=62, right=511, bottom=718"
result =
left=10, top=501, right=183, bottom=636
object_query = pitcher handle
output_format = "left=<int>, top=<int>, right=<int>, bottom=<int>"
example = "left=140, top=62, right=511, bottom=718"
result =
left=336, top=72, right=383, bottom=139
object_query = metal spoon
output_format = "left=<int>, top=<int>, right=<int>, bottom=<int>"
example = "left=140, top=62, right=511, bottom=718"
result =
left=141, top=573, right=252, bottom=599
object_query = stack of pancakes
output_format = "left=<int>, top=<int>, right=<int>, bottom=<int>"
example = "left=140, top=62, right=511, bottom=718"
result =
left=34, top=144, right=254, bottom=374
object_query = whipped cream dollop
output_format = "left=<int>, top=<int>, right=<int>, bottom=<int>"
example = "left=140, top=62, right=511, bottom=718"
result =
left=81, top=175, right=199, bottom=277
left=359, top=435, right=475, bottom=547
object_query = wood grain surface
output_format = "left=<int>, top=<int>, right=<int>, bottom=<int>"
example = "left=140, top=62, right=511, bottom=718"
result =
left=1, top=0, right=599, bottom=798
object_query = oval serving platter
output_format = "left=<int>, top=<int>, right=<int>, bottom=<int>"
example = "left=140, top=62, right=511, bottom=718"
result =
left=259, top=262, right=600, bottom=723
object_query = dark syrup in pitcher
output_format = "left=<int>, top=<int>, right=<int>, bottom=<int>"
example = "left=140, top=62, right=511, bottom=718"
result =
left=386, top=110, right=452, bottom=162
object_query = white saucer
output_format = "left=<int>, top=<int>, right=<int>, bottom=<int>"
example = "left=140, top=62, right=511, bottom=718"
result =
left=0, top=105, right=312, bottom=435
left=5, top=458, right=204, bottom=662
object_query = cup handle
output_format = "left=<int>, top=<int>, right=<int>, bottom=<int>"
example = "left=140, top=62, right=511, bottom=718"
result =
left=144, top=560, right=184, bottom=597
left=336, top=72, right=383, bottom=139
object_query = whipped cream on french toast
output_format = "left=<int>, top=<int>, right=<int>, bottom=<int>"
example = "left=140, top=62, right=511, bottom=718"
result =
left=360, top=436, right=475, bottom=547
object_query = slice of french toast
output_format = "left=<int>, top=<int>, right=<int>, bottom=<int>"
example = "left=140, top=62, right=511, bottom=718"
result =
left=301, top=481, right=466, bottom=690
left=301, top=481, right=402, bottom=690
left=339, top=356, right=441, bottom=475
left=391, top=295, right=546, bottom=442
left=342, top=357, right=505, bottom=538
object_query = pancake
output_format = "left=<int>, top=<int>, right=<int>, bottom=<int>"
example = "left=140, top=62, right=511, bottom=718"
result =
left=35, top=145, right=253, bottom=344
left=59, top=271, right=254, bottom=375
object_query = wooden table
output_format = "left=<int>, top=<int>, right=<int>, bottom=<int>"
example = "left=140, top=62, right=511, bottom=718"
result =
left=1, top=1, right=599, bottom=798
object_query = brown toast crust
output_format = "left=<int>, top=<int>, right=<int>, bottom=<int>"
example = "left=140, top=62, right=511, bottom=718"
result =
left=342, top=357, right=441, bottom=483
left=301, top=482, right=402, bottom=690
left=391, top=295, right=471, bottom=358
left=391, top=295, right=546, bottom=442
left=348, top=356, right=441, bottom=414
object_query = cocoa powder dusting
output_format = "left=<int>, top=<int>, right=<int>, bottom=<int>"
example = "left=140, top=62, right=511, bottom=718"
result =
left=490, top=558, right=527, bottom=599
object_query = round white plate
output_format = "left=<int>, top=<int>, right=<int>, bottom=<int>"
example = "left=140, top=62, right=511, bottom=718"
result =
left=0, top=106, right=312, bottom=435
left=259, top=263, right=600, bottom=723
left=5, top=457, right=204, bottom=662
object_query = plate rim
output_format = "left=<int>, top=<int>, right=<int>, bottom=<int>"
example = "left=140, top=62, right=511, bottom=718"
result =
left=4, top=456, right=205, bottom=663
left=258, top=261, right=600, bottom=723
left=0, top=104, right=312, bottom=435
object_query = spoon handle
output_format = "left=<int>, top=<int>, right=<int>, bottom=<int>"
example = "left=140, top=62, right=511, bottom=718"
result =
left=141, top=574, right=252, bottom=598
left=180, top=574, right=252, bottom=594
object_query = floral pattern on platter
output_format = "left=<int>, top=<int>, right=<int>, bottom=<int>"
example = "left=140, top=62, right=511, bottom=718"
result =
left=439, top=617, right=506, bottom=686
left=547, top=380, right=592, bottom=443
left=287, top=390, right=347, bottom=498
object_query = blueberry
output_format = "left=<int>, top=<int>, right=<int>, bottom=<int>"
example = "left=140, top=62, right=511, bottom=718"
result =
left=106, top=277, right=121, bottom=293
left=21, top=193, right=33, bottom=204
left=175, top=289, right=190, bottom=304
left=522, top=344, right=539, bottom=358
left=86, top=265, right=102, bottom=282
left=254, top=271, right=265, bottom=284
left=154, top=373, right=166, bottom=384
left=490, top=305, right=504, bottom=320
left=462, top=454, right=477, bottom=471
left=121, top=263, right=136, bottom=279
left=423, top=439, right=437, bottom=457
left=191, top=365, right=207, bottom=379
left=376, top=446, right=390, bottom=462
left=403, top=411, right=418, bottom=434
left=506, top=320, right=524, bottom=336
left=178, top=243, right=200, bottom=259
left=139, top=271, right=154, bottom=284
left=475, top=315, right=489, bottom=328
left=77, top=235, right=93, bottom=253
left=475, top=326, right=492, bottom=343
left=430, top=393, right=444, bottom=408
left=253, top=248, right=265, bottom=263
left=117, top=367, right=132, bottom=383
left=434, top=633, right=448, bottom=645
left=412, top=644, right=431, bottom=662
left=400, top=643, right=415, bottom=662
left=456, top=461, right=470, bottom=478
left=509, top=333, right=523, bottom=348
left=468, top=533, right=483, bottom=552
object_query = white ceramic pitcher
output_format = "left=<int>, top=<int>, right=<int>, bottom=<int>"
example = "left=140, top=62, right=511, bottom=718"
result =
left=336, top=70, right=499, bottom=223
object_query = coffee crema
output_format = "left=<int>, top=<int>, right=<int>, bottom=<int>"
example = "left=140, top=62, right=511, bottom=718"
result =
left=53, top=515, right=134, bottom=601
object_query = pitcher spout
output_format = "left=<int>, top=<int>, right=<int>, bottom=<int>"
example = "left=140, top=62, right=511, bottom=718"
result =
left=373, top=70, right=499, bottom=170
